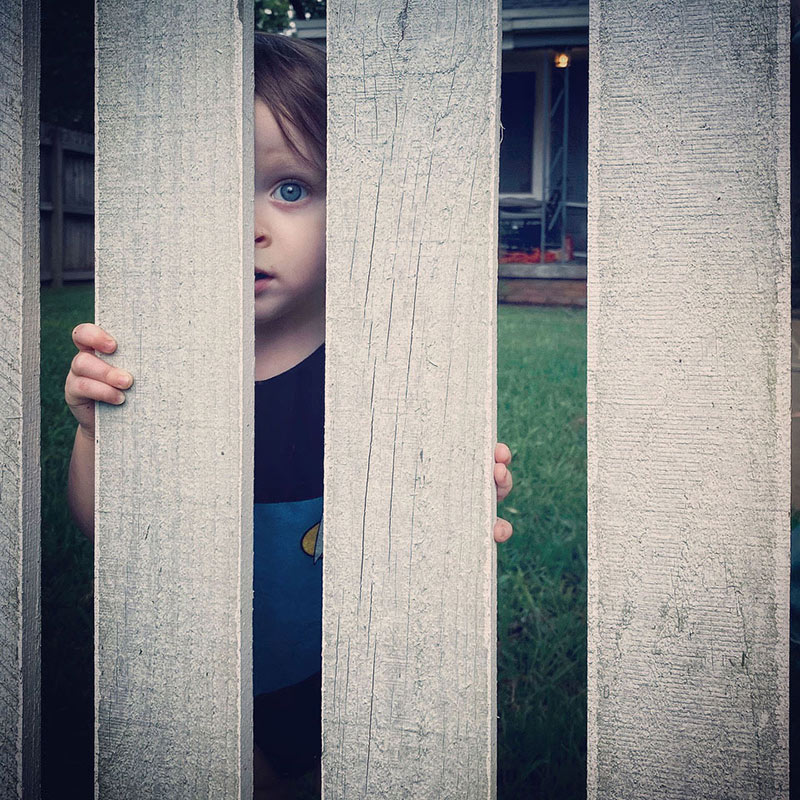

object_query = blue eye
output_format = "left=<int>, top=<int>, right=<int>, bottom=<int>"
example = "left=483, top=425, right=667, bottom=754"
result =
left=273, top=181, right=308, bottom=203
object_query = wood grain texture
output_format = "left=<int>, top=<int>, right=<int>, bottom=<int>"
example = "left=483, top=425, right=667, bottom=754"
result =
left=587, top=1, right=790, bottom=798
left=39, top=125, right=95, bottom=282
left=94, top=3, right=252, bottom=797
left=323, top=2, right=500, bottom=797
left=0, top=0, right=41, bottom=796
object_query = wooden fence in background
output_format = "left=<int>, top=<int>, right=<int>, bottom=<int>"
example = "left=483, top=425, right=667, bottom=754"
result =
left=39, top=124, right=94, bottom=286
left=1, top=0, right=790, bottom=798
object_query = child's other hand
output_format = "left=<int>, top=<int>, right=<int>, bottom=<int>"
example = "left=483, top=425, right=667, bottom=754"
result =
left=494, top=442, right=514, bottom=543
left=65, top=323, right=133, bottom=439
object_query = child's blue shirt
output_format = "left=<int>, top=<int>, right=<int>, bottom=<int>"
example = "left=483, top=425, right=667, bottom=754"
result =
left=253, top=343, right=324, bottom=697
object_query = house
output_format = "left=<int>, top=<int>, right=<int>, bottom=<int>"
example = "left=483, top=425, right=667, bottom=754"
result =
left=41, top=2, right=590, bottom=307
left=295, top=0, right=590, bottom=307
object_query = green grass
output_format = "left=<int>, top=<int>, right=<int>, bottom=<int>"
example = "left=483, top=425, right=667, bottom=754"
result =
left=40, top=285, right=95, bottom=800
left=40, top=285, right=588, bottom=799
left=496, top=305, right=586, bottom=800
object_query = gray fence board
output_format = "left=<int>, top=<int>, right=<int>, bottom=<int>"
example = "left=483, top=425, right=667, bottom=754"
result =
left=323, top=2, right=501, bottom=797
left=94, top=3, right=253, bottom=797
left=39, top=124, right=94, bottom=284
left=0, top=0, right=41, bottom=797
left=587, top=1, right=790, bottom=797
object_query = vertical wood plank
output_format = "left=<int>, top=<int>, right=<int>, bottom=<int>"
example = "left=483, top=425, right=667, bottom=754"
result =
left=0, top=0, right=41, bottom=797
left=94, top=3, right=253, bottom=797
left=587, top=1, right=790, bottom=798
left=323, top=2, right=501, bottom=797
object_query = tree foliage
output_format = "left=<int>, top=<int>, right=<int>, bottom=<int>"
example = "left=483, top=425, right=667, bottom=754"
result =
left=256, top=0, right=326, bottom=33
left=288, top=0, right=327, bottom=21
left=255, top=0, right=292, bottom=33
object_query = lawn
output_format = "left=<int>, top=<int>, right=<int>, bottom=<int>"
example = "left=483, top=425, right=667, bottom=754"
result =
left=496, top=304, right=587, bottom=799
left=40, top=284, right=588, bottom=799
left=40, top=285, right=94, bottom=800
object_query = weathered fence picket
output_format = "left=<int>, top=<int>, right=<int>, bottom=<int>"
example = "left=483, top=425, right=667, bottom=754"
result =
left=94, top=2, right=253, bottom=797
left=587, top=1, right=790, bottom=797
left=323, top=1, right=501, bottom=797
left=0, top=0, right=41, bottom=798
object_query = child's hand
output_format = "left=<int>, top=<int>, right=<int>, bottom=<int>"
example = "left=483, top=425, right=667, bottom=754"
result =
left=64, top=323, right=133, bottom=439
left=494, top=442, right=514, bottom=543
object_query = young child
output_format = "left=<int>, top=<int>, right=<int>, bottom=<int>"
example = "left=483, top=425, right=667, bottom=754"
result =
left=64, top=32, right=514, bottom=799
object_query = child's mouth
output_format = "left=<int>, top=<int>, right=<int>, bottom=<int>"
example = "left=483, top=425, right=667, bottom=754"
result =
left=255, top=272, right=274, bottom=294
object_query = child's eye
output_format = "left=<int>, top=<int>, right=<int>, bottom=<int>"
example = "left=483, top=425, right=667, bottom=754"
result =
left=272, top=181, right=308, bottom=203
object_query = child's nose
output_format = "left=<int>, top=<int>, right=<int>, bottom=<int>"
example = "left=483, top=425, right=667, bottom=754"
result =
left=255, top=231, right=271, bottom=248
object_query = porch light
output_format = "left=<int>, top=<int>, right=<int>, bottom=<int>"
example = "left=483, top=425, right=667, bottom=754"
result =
left=554, top=52, right=570, bottom=68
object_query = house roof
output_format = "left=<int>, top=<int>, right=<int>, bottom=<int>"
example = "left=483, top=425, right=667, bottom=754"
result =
left=503, top=4, right=589, bottom=47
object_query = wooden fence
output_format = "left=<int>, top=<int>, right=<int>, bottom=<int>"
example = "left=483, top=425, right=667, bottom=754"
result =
left=587, top=1, right=789, bottom=796
left=2, top=1, right=41, bottom=798
left=39, top=124, right=94, bottom=286
left=1, top=0, right=790, bottom=798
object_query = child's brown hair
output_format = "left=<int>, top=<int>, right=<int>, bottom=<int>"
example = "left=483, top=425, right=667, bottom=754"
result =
left=254, top=32, right=326, bottom=174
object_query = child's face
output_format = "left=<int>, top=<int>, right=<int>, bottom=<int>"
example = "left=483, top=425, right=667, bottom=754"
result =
left=254, top=97, right=326, bottom=329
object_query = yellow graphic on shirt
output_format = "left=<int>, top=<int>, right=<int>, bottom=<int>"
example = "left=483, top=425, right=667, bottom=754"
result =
left=301, top=515, right=324, bottom=564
